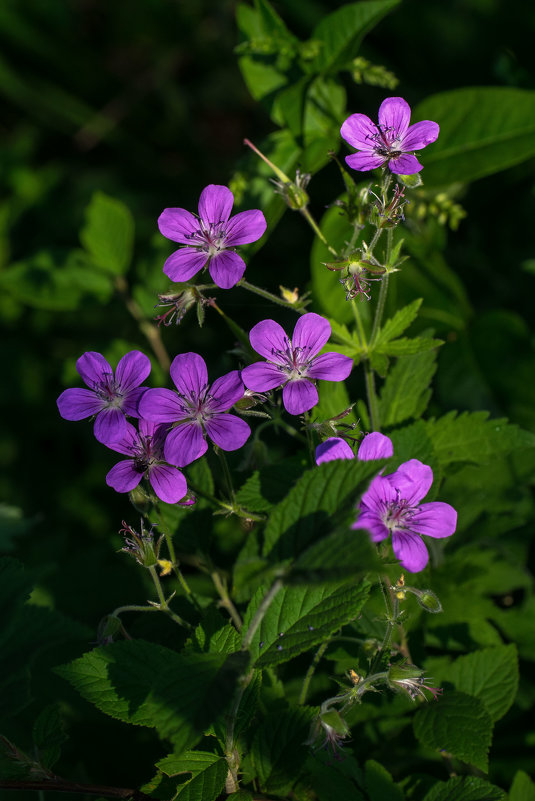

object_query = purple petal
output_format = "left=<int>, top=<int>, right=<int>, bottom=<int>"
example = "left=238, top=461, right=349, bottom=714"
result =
left=345, top=152, right=386, bottom=172
left=282, top=379, right=318, bottom=415
left=169, top=352, right=208, bottom=399
left=94, top=407, right=126, bottom=445
left=198, top=184, right=234, bottom=225
left=249, top=319, right=289, bottom=364
left=357, top=432, right=394, bottom=462
left=209, top=250, right=246, bottom=289
left=138, top=418, right=158, bottom=438
left=104, top=421, right=139, bottom=455
left=388, top=459, right=433, bottom=505
left=164, top=422, right=207, bottom=467
left=389, top=154, right=423, bottom=175
left=315, top=437, right=354, bottom=465
left=106, top=460, right=144, bottom=493
left=307, top=352, right=353, bottom=381
left=352, top=510, right=389, bottom=543
left=158, top=207, right=200, bottom=244
left=340, top=113, right=378, bottom=151
left=204, top=413, right=251, bottom=451
left=241, top=361, right=285, bottom=392
left=208, top=370, right=245, bottom=412
left=411, top=502, right=457, bottom=539
left=76, top=351, right=113, bottom=389
left=57, top=388, right=103, bottom=421
left=392, top=530, right=429, bottom=573
left=224, top=209, right=267, bottom=246
left=292, top=313, right=331, bottom=358
left=378, top=97, right=411, bottom=138
left=115, top=350, right=151, bottom=393
left=139, top=388, right=186, bottom=423
left=122, top=386, right=148, bottom=417
left=163, top=247, right=208, bottom=283
left=149, top=464, right=188, bottom=504
left=400, top=120, right=440, bottom=152
left=360, top=474, right=398, bottom=512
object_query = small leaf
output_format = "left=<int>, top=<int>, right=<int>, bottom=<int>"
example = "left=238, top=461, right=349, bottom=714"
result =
left=33, top=705, right=67, bottom=769
left=378, top=348, right=438, bottom=426
left=372, top=299, right=422, bottom=348
left=80, top=191, right=134, bottom=275
left=509, top=771, right=535, bottom=801
left=157, top=751, right=227, bottom=801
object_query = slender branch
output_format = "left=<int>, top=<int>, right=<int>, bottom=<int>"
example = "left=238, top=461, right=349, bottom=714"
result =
left=364, top=360, right=380, bottom=432
left=114, top=276, right=170, bottom=371
left=0, top=779, right=152, bottom=799
left=299, top=639, right=330, bottom=705
left=238, top=279, right=307, bottom=313
left=211, top=571, right=243, bottom=631
left=241, top=578, right=283, bottom=651
left=300, top=207, right=338, bottom=256
left=147, top=565, right=191, bottom=629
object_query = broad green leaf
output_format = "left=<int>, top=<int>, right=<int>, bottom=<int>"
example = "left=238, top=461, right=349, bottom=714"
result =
left=509, top=771, right=535, bottom=801
left=372, top=299, right=423, bottom=348
left=414, top=88, right=535, bottom=186
left=293, top=528, right=382, bottom=579
left=304, top=753, right=365, bottom=801
left=413, top=690, right=493, bottom=772
left=157, top=751, right=227, bottom=801
left=378, top=348, right=437, bottom=426
left=251, top=705, right=313, bottom=794
left=365, top=759, right=404, bottom=801
left=80, top=191, right=134, bottom=275
left=235, top=457, right=305, bottom=513
left=423, top=776, right=506, bottom=801
left=447, top=644, right=518, bottom=722
left=241, top=579, right=370, bottom=667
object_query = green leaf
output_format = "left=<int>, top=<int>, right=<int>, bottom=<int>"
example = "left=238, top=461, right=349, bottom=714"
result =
left=364, top=759, right=404, bottom=801
left=378, top=348, right=438, bottom=426
left=423, top=776, right=506, bottom=801
left=80, top=191, right=134, bottom=275
left=375, top=336, right=443, bottom=357
left=509, top=771, right=535, bottom=801
left=414, top=88, right=535, bottom=186
left=293, top=528, right=382, bottom=579
left=447, top=644, right=518, bottom=722
left=33, top=705, right=68, bottom=769
left=413, top=691, right=493, bottom=772
left=242, top=579, right=370, bottom=667
left=235, top=457, right=305, bottom=513
left=157, top=751, right=227, bottom=801
left=373, top=299, right=423, bottom=348
left=251, top=705, right=313, bottom=795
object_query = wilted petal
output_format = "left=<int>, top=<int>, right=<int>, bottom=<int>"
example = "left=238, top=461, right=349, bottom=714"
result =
left=104, top=421, right=139, bottom=455
left=389, top=154, right=423, bottom=175
left=378, top=97, right=411, bottom=138
left=249, top=319, right=289, bottom=364
left=170, top=352, right=208, bottom=399
left=315, top=437, right=354, bottom=465
left=149, top=464, right=188, bottom=504
left=204, top=413, right=251, bottom=451
left=106, top=460, right=144, bottom=493
left=57, top=388, right=103, bottom=421
left=282, top=379, right=318, bottom=415
left=77, top=351, right=113, bottom=389
left=411, top=502, right=457, bottom=539
left=241, top=361, right=285, bottom=391
left=209, top=250, right=246, bottom=289
left=158, top=207, right=200, bottom=244
left=94, top=407, right=126, bottom=445
left=139, top=388, right=186, bottom=423
left=345, top=151, right=386, bottom=172
left=122, top=386, right=147, bottom=417
left=164, top=422, right=207, bottom=467
left=208, top=370, right=245, bottom=412
left=357, top=432, right=393, bottom=461
left=224, top=209, right=267, bottom=246
left=198, top=184, right=234, bottom=225
left=307, top=352, right=353, bottom=381
left=352, top=510, right=389, bottom=542
left=115, top=350, right=151, bottom=393
left=163, top=247, right=208, bottom=282
left=401, top=120, right=440, bottom=151
left=340, top=113, right=378, bottom=150
left=392, top=530, right=429, bottom=573
left=293, top=313, right=331, bottom=358
left=389, top=459, right=433, bottom=505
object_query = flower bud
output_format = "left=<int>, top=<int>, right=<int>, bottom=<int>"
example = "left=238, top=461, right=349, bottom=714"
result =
left=119, top=520, right=162, bottom=569
left=387, top=661, right=442, bottom=701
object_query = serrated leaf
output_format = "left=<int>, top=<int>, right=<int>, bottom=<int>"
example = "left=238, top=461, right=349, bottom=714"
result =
left=80, top=191, right=134, bottom=275
left=293, top=528, right=382, bottom=579
left=413, top=691, right=493, bottom=772
left=423, top=776, right=506, bottom=801
left=375, top=336, right=443, bottom=356
left=251, top=705, right=313, bottom=794
left=157, top=751, right=227, bottom=801
left=235, top=458, right=305, bottom=513
left=509, top=771, right=535, bottom=801
left=378, top=349, right=437, bottom=426
left=33, top=705, right=67, bottom=769
left=373, top=299, right=422, bottom=348
left=447, top=644, right=518, bottom=722
left=365, top=759, right=404, bottom=801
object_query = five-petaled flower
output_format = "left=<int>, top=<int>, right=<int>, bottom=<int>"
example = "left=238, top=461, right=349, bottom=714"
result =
left=56, top=350, right=150, bottom=445
left=315, top=431, right=394, bottom=465
left=352, top=459, right=457, bottom=572
left=158, top=184, right=267, bottom=289
left=241, top=313, right=353, bottom=416
left=139, top=352, right=251, bottom=467
left=341, top=96, right=439, bottom=175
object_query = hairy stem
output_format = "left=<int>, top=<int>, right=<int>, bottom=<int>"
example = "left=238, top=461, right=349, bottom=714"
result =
left=299, top=639, right=330, bottom=705
left=211, top=570, right=243, bottom=631
left=238, top=278, right=306, bottom=313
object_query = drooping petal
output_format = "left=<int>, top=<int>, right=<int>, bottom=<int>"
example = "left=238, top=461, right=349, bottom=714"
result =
left=57, top=388, right=103, bottom=421
left=345, top=151, right=386, bottom=172
left=106, top=460, right=144, bottom=493
left=378, top=97, right=411, bottom=138
left=208, top=370, right=245, bottom=412
left=209, top=250, right=246, bottom=289
left=352, top=510, right=389, bottom=542
left=389, top=459, right=433, bottom=505
left=115, top=350, right=151, bottom=393
left=149, top=463, right=188, bottom=504
left=169, top=352, right=208, bottom=399
left=76, top=351, right=113, bottom=389
left=158, top=207, right=200, bottom=244
left=357, top=432, right=394, bottom=461
left=198, top=184, right=234, bottom=225
left=224, top=209, right=267, bottom=246
left=392, top=530, right=429, bottom=573
left=315, top=437, right=354, bottom=465
left=164, top=422, right=207, bottom=467
left=307, top=352, right=353, bottom=381
left=94, top=407, right=126, bottom=445
left=163, top=247, right=208, bottom=283
left=389, top=154, right=423, bottom=175
left=241, top=361, right=285, bottom=392
left=249, top=319, right=289, bottom=364
left=204, top=413, right=251, bottom=451
left=400, top=120, right=440, bottom=151
left=121, top=386, right=148, bottom=417
left=340, top=113, right=378, bottom=151
left=410, top=502, right=457, bottom=539
left=292, top=313, right=332, bottom=359
left=104, top=421, right=140, bottom=455
left=139, top=388, right=186, bottom=423
left=282, top=379, right=318, bottom=415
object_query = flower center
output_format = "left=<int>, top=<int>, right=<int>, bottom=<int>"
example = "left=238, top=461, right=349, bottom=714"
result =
left=272, top=337, right=313, bottom=380
left=132, top=434, right=164, bottom=472
left=176, top=384, right=215, bottom=424
left=382, top=494, right=414, bottom=532
left=94, top=374, right=124, bottom=408
left=370, top=125, right=403, bottom=160
left=188, top=220, right=228, bottom=256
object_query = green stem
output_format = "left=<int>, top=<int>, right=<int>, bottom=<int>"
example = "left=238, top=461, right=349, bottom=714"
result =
left=300, top=207, right=338, bottom=256
left=211, top=571, right=243, bottom=631
left=112, top=604, right=161, bottom=617
left=148, top=565, right=191, bottom=629
left=186, top=480, right=266, bottom=522
left=238, top=278, right=306, bottom=313
left=350, top=298, right=367, bottom=352
left=364, top=361, right=380, bottom=432
left=225, top=669, right=254, bottom=790
left=242, top=578, right=283, bottom=651
left=370, top=270, right=390, bottom=344
left=217, top=449, right=236, bottom=504
left=299, top=639, right=330, bottom=705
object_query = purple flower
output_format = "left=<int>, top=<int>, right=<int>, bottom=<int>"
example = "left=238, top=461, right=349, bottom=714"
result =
left=352, top=459, right=457, bottom=572
left=106, top=420, right=187, bottom=504
left=315, top=431, right=394, bottom=465
left=138, top=352, right=251, bottom=467
left=158, top=184, right=267, bottom=289
left=241, top=313, right=353, bottom=416
left=340, top=97, right=439, bottom=175
left=57, top=350, right=151, bottom=444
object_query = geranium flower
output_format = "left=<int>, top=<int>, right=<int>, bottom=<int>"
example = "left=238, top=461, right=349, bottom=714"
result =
left=352, top=459, right=457, bottom=572
left=139, top=352, right=250, bottom=466
left=241, top=313, right=353, bottom=416
left=315, top=431, right=393, bottom=465
left=57, top=350, right=150, bottom=444
left=158, top=184, right=267, bottom=289
left=341, top=97, right=439, bottom=175
left=105, top=419, right=188, bottom=504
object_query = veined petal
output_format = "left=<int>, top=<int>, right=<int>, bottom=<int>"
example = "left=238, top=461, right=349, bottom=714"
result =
left=106, top=460, right=144, bottom=493
left=389, top=459, right=433, bottom=505
left=164, top=422, right=207, bottom=467
left=115, top=350, right=151, bottom=393
left=378, top=97, right=411, bottom=138
left=411, top=502, right=457, bottom=539
left=392, top=530, right=429, bottom=573
left=345, top=151, right=386, bottom=172
left=401, top=120, right=440, bottom=151
left=389, top=154, right=423, bottom=175
left=104, top=421, right=139, bottom=455
left=121, top=386, right=147, bottom=417
left=138, top=418, right=158, bottom=438
left=208, top=370, right=245, bottom=412
left=224, top=209, right=267, bottom=246
left=204, top=413, right=251, bottom=451
left=163, top=247, right=207, bottom=282
left=307, top=352, right=353, bottom=381
left=352, top=510, right=389, bottom=542
left=282, top=379, right=318, bottom=415
left=158, top=207, right=200, bottom=244
left=241, top=361, right=285, bottom=392
left=357, top=432, right=393, bottom=461
left=249, top=319, right=289, bottom=364
left=315, top=437, right=354, bottom=465
left=170, top=352, right=208, bottom=398
left=149, top=464, right=188, bottom=504
left=198, top=184, right=234, bottom=225
left=94, top=407, right=126, bottom=445
left=209, top=250, right=246, bottom=289
left=77, top=351, right=113, bottom=389
left=340, top=113, right=378, bottom=150
left=57, top=388, right=103, bottom=421
left=139, top=388, right=186, bottom=423
left=293, top=313, right=331, bottom=358
left=360, top=474, right=398, bottom=511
